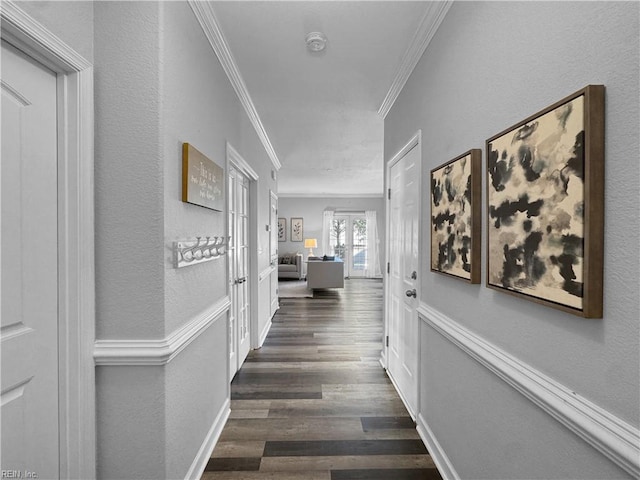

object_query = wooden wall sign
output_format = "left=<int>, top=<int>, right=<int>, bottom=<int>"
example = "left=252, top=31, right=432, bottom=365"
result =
left=182, top=143, right=224, bottom=211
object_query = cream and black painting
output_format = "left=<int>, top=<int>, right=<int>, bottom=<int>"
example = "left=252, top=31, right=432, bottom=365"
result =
left=431, top=149, right=481, bottom=283
left=487, top=93, right=589, bottom=310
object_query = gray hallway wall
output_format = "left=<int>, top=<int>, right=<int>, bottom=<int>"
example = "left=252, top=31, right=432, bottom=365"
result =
left=385, top=2, right=639, bottom=479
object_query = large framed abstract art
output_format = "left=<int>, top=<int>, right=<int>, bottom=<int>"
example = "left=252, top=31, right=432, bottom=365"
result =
left=431, top=149, right=482, bottom=283
left=486, top=85, right=604, bottom=318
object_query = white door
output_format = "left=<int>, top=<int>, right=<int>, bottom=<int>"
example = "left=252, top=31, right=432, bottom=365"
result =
left=387, top=143, right=420, bottom=417
left=228, top=166, right=251, bottom=378
left=1, top=40, right=60, bottom=478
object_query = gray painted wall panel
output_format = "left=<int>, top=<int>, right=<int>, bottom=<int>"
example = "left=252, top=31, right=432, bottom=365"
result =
left=386, top=2, right=639, bottom=477
left=94, top=1, right=166, bottom=340
left=161, top=1, right=239, bottom=335
left=165, top=318, right=229, bottom=479
left=421, top=323, right=632, bottom=479
left=96, top=366, right=166, bottom=479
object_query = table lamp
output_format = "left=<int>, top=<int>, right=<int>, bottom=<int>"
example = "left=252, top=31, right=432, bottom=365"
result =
left=304, top=238, right=317, bottom=257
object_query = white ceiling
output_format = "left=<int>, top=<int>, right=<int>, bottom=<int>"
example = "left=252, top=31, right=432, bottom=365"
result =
left=212, top=1, right=434, bottom=196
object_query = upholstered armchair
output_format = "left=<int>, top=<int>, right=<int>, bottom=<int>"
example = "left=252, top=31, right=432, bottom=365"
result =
left=278, top=253, right=303, bottom=280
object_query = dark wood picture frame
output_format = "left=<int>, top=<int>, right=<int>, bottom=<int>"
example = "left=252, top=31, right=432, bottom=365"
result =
left=182, top=143, right=224, bottom=211
left=430, top=149, right=482, bottom=283
left=486, top=85, right=604, bottom=318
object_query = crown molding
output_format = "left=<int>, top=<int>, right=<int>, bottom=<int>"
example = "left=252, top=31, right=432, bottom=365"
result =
left=189, top=1, right=281, bottom=171
left=378, top=1, right=453, bottom=119
left=94, top=296, right=230, bottom=366
left=418, top=303, right=640, bottom=479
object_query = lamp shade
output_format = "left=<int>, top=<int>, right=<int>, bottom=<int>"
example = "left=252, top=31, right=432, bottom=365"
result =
left=304, top=238, right=318, bottom=249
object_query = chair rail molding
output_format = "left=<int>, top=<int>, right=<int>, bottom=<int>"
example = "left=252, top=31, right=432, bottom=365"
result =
left=418, top=303, right=640, bottom=478
left=377, top=1, right=452, bottom=118
left=189, top=1, right=281, bottom=171
left=95, top=296, right=231, bottom=366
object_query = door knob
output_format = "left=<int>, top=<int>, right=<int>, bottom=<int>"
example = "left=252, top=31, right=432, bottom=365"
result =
left=405, top=289, right=417, bottom=298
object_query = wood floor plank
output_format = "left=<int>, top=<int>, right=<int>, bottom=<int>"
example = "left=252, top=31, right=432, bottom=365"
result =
left=205, top=457, right=261, bottom=471
left=360, top=416, right=416, bottom=431
left=211, top=441, right=266, bottom=458
left=262, top=439, right=428, bottom=457
left=331, top=468, right=442, bottom=480
left=203, top=279, right=442, bottom=480
left=202, top=471, right=331, bottom=480
left=259, top=454, right=435, bottom=471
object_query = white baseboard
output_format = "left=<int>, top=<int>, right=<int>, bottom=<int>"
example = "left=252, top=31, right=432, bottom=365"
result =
left=258, top=319, right=272, bottom=348
left=417, top=413, right=459, bottom=480
left=418, top=303, right=640, bottom=479
left=185, top=398, right=230, bottom=480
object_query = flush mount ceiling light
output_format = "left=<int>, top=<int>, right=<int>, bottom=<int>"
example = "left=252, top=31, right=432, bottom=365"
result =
left=306, top=32, right=327, bottom=52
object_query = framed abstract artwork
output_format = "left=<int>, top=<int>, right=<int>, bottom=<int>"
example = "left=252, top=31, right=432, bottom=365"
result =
left=430, top=149, right=482, bottom=283
left=278, top=218, right=286, bottom=242
left=486, top=85, right=604, bottom=318
left=182, top=143, right=224, bottom=211
left=291, top=217, right=303, bottom=242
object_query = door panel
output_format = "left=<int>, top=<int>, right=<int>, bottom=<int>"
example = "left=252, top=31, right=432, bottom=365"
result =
left=237, top=175, right=250, bottom=365
left=228, top=168, right=237, bottom=379
left=386, top=143, right=420, bottom=417
left=1, top=40, right=60, bottom=478
left=229, top=166, right=251, bottom=379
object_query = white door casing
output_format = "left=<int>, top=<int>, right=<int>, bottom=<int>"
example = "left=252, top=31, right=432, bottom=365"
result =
left=385, top=132, right=421, bottom=418
left=227, top=143, right=261, bottom=378
left=1, top=39, right=59, bottom=478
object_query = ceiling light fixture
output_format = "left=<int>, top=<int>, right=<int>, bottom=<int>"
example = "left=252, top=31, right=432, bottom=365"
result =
left=306, top=32, right=327, bottom=52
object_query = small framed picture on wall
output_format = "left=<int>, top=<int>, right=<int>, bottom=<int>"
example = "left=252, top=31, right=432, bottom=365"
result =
left=278, top=218, right=286, bottom=242
left=291, top=217, right=303, bottom=242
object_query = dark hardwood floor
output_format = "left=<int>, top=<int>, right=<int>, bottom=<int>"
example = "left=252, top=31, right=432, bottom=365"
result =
left=202, top=279, right=442, bottom=480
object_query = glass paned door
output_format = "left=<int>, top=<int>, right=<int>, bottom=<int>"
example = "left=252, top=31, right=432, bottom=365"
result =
left=331, top=215, right=367, bottom=277
left=330, top=218, right=347, bottom=261
left=351, top=217, right=367, bottom=275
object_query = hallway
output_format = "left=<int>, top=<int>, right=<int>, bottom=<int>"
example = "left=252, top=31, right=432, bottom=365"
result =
left=202, top=279, right=442, bottom=479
